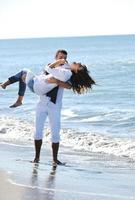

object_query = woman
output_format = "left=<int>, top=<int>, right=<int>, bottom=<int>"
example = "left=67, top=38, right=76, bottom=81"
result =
left=0, top=59, right=95, bottom=107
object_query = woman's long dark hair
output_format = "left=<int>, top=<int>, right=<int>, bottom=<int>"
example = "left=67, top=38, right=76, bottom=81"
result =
left=70, top=63, right=95, bottom=94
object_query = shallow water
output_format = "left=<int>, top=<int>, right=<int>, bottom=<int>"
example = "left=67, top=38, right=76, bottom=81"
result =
left=0, top=35, right=135, bottom=159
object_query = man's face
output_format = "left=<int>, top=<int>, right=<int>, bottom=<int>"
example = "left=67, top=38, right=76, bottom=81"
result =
left=56, top=52, right=67, bottom=60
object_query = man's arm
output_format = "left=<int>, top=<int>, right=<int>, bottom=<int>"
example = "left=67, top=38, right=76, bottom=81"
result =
left=45, top=65, right=72, bottom=82
left=57, top=80, right=72, bottom=89
left=47, top=77, right=72, bottom=89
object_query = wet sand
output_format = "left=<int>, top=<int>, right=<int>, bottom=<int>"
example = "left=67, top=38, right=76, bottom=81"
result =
left=0, top=142, right=135, bottom=200
left=0, top=170, right=24, bottom=200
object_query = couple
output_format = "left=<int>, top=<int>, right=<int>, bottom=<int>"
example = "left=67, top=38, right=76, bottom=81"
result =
left=0, top=50, right=95, bottom=166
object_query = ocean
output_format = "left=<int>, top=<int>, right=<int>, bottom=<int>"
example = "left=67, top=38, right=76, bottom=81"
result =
left=0, top=35, right=135, bottom=160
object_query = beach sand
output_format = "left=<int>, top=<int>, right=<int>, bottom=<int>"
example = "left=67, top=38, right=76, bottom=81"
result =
left=0, top=170, right=25, bottom=200
left=0, top=142, right=135, bottom=200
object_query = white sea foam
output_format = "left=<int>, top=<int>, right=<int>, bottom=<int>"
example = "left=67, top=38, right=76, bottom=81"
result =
left=62, top=109, right=78, bottom=119
left=0, top=116, right=135, bottom=160
left=61, top=130, right=135, bottom=160
left=0, top=116, right=34, bottom=143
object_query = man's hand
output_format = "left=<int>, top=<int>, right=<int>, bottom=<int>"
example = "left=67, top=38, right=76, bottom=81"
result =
left=47, top=77, right=59, bottom=84
left=59, top=81, right=71, bottom=89
left=47, top=77, right=71, bottom=89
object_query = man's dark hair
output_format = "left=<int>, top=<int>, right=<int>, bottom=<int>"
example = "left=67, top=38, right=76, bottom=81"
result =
left=55, top=49, right=68, bottom=59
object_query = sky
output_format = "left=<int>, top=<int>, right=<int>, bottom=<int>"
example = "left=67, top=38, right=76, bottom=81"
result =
left=0, top=0, right=135, bottom=39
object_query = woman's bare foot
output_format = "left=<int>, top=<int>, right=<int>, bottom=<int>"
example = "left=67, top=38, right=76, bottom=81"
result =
left=10, top=96, right=24, bottom=108
left=0, top=83, right=6, bottom=89
left=10, top=102, right=22, bottom=108
left=0, top=80, right=11, bottom=89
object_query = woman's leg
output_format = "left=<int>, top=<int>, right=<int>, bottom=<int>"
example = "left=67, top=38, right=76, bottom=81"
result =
left=10, top=73, right=27, bottom=108
left=33, top=74, right=57, bottom=96
left=9, top=95, right=24, bottom=108
left=1, top=70, right=27, bottom=108
left=0, top=80, right=11, bottom=89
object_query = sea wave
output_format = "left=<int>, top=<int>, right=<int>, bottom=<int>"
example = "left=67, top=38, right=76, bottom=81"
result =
left=92, top=59, right=135, bottom=67
left=62, top=109, right=78, bottom=119
left=0, top=116, right=135, bottom=160
left=0, top=116, right=34, bottom=142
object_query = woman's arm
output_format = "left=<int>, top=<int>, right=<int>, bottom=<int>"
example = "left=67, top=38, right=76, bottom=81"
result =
left=48, top=59, right=66, bottom=69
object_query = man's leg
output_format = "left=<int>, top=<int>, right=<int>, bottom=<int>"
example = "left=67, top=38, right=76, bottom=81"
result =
left=52, top=142, right=60, bottom=163
left=34, top=139, right=42, bottom=163
left=48, top=103, right=62, bottom=165
left=34, top=102, right=48, bottom=163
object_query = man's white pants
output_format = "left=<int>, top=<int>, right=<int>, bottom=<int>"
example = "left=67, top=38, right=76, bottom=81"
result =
left=34, top=100, right=61, bottom=143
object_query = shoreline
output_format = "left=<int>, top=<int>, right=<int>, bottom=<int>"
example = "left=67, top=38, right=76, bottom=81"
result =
left=1, top=169, right=134, bottom=200
left=0, top=142, right=135, bottom=200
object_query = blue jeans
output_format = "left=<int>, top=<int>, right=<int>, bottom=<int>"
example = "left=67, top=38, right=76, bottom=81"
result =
left=9, top=70, right=27, bottom=96
left=27, top=78, right=34, bottom=93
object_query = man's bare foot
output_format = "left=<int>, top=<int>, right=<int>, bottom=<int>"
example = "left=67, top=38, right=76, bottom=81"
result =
left=53, top=160, right=66, bottom=166
left=0, top=83, right=6, bottom=89
left=32, top=158, right=40, bottom=163
left=10, top=102, right=22, bottom=108
left=50, top=166, right=57, bottom=174
left=52, top=161, right=57, bottom=167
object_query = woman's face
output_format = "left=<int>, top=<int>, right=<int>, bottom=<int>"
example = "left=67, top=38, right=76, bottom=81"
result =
left=70, top=63, right=82, bottom=73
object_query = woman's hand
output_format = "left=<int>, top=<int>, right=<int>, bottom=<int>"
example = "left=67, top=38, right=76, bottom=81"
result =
left=56, top=59, right=66, bottom=65
left=48, top=59, right=66, bottom=68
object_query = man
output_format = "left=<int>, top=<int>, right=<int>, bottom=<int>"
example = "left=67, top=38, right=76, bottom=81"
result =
left=34, top=50, right=71, bottom=165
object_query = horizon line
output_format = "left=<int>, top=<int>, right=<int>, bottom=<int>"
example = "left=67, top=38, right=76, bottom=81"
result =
left=0, top=33, right=135, bottom=41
